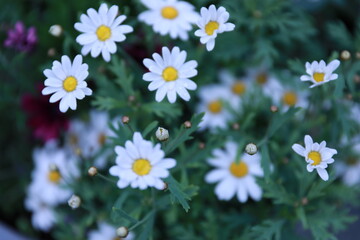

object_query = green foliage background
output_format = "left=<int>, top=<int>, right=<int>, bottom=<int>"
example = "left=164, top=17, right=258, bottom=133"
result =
left=1, top=0, right=360, bottom=239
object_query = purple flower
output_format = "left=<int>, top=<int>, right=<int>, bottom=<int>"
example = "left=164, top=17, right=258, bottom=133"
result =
left=4, top=21, right=37, bottom=52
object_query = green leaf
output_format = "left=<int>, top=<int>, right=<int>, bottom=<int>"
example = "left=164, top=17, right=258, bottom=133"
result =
left=108, top=56, right=134, bottom=96
left=92, top=96, right=127, bottom=110
left=250, top=219, right=285, bottom=240
left=260, top=144, right=271, bottom=181
left=142, top=120, right=159, bottom=138
left=164, top=175, right=192, bottom=212
left=141, top=102, right=182, bottom=119
left=111, top=193, right=138, bottom=224
left=136, top=211, right=155, bottom=240
left=164, top=113, right=204, bottom=155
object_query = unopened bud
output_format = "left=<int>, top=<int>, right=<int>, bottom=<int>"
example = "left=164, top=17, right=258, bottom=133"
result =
left=354, top=74, right=360, bottom=83
left=270, top=105, right=278, bottom=113
left=232, top=123, right=240, bottom=130
left=198, top=142, right=205, bottom=149
left=49, top=25, right=63, bottom=37
left=155, top=127, right=169, bottom=141
left=128, top=95, right=135, bottom=102
left=116, top=226, right=129, bottom=238
left=301, top=197, right=308, bottom=206
left=68, top=194, right=81, bottom=209
left=163, top=182, right=168, bottom=191
left=88, top=166, right=98, bottom=176
left=47, top=48, right=56, bottom=57
left=340, top=50, right=351, bottom=61
left=184, top=121, right=192, bottom=128
left=122, top=116, right=130, bottom=124
left=245, top=143, right=258, bottom=155
left=356, top=52, right=360, bottom=60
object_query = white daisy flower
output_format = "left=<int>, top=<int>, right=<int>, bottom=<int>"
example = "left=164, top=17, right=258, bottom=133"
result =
left=300, top=59, right=340, bottom=88
left=25, top=194, right=56, bottom=232
left=335, top=142, right=360, bottom=186
left=138, top=0, right=199, bottom=40
left=27, top=141, right=79, bottom=206
left=42, top=55, right=92, bottom=113
left=219, top=70, right=248, bottom=110
left=195, top=5, right=235, bottom=51
left=205, top=141, right=264, bottom=202
left=292, top=135, right=337, bottom=181
left=109, top=132, right=176, bottom=190
left=196, top=85, right=232, bottom=130
left=74, top=3, right=133, bottom=62
left=143, top=46, right=198, bottom=103
left=88, top=222, right=134, bottom=240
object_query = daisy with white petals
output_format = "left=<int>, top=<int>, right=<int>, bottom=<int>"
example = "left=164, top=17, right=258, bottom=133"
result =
left=195, top=5, right=235, bottom=51
left=42, top=55, right=92, bottom=113
left=292, top=135, right=337, bottom=181
left=300, top=59, right=340, bottom=88
left=138, top=0, right=199, bottom=40
left=74, top=4, right=133, bottom=62
left=88, top=222, right=134, bottom=240
left=205, top=141, right=264, bottom=203
left=143, top=46, right=198, bottom=103
left=109, top=132, right=176, bottom=190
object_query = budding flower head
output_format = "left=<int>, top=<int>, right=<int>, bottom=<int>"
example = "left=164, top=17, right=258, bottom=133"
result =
left=122, top=116, right=130, bottom=124
left=340, top=50, right=351, bottom=61
left=245, top=143, right=258, bottom=155
left=49, top=24, right=63, bottom=37
left=68, top=194, right=81, bottom=209
left=270, top=105, right=278, bottom=113
left=163, top=182, right=168, bottom=191
left=155, top=127, right=169, bottom=141
left=184, top=121, right=192, bottom=128
left=88, top=166, right=98, bottom=176
left=116, top=226, right=129, bottom=238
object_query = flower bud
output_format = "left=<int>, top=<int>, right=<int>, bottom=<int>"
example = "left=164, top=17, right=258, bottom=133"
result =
left=270, top=105, right=278, bottom=113
left=116, top=226, right=129, bottom=238
left=198, top=142, right=205, bottom=149
left=184, top=121, right=192, bottom=128
left=122, top=116, right=130, bottom=124
left=232, top=123, right=240, bottom=130
left=68, top=194, right=81, bottom=209
left=155, top=127, right=169, bottom=141
left=49, top=25, right=63, bottom=37
left=88, top=166, right=98, bottom=176
left=163, top=182, right=168, bottom=191
left=47, top=48, right=56, bottom=57
left=340, top=50, right=351, bottom=61
left=245, top=143, right=257, bottom=155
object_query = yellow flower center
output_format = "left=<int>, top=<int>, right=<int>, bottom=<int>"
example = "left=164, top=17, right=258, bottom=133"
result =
left=256, top=73, right=268, bottom=85
left=229, top=161, right=248, bottom=178
left=96, top=25, right=111, bottom=41
left=48, top=169, right=61, bottom=183
left=205, top=21, right=219, bottom=35
left=232, top=81, right=246, bottom=95
left=282, top=91, right=298, bottom=106
left=207, top=100, right=222, bottom=114
left=98, top=133, right=107, bottom=145
left=313, top=72, right=325, bottom=82
left=132, top=158, right=152, bottom=176
left=162, top=67, right=178, bottom=81
left=161, top=6, right=178, bottom=19
left=63, top=76, right=77, bottom=92
left=308, top=151, right=321, bottom=166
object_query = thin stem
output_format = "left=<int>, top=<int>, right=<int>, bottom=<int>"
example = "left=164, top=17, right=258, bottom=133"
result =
left=96, top=173, right=117, bottom=184
left=128, top=209, right=155, bottom=231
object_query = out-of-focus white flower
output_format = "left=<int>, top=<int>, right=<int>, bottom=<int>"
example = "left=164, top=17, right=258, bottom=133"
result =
left=196, top=85, right=232, bottom=130
left=25, top=194, right=56, bottom=232
left=143, top=46, right=198, bottom=103
left=195, top=5, right=235, bottom=51
left=88, top=222, right=135, bottom=240
left=300, top=59, right=340, bottom=88
left=335, top=142, right=360, bottom=186
left=74, top=3, right=133, bottom=62
left=205, top=141, right=264, bottom=202
left=109, top=132, right=176, bottom=190
left=49, top=25, right=63, bottom=37
left=138, top=0, right=199, bottom=40
left=292, top=135, right=337, bottom=181
left=219, top=70, right=248, bottom=111
left=42, top=55, right=92, bottom=113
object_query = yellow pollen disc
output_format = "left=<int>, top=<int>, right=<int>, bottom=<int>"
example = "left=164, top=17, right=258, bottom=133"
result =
left=282, top=91, right=298, bottom=106
left=256, top=73, right=268, bottom=85
left=308, top=151, right=321, bottom=166
left=98, top=133, right=107, bottom=145
left=162, top=67, right=178, bottom=81
left=63, top=76, right=77, bottom=92
left=48, top=170, right=61, bottom=183
left=207, top=100, right=222, bottom=114
left=232, top=82, right=246, bottom=95
left=229, top=161, right=248, bottom=178
left=96, top=25, right=111, bottom=41
left=205, top=21, right=219, bottom=35
left=132, top=158, right=152, bottom=176
left=313, top=72, right=325, bottom=82
left=161, top=6, right=178, bottom=19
